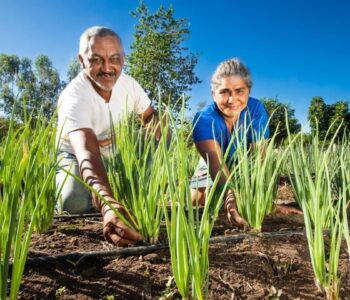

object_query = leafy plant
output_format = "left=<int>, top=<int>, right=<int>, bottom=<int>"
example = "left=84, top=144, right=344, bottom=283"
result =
left=286, top=118, right=345, bottom=299
left=159, top=99, right=230, bottom=299
left=229, top=116, right=284, bottom=231
left=0, top=109, right=58, bottom=300
left=126, top=2, right=201, bottom=114
left=107, top=113, right=168, bottom=244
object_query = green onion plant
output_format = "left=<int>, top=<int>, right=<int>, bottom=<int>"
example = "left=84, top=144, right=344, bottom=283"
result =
left=228, top=118, right=285, bottom=231
left=107, top=113, right=168, bottom=244
left=287, top=121, right=341, bottom=227
left=159, top=100, right=231, bottom=300
left=287, top=119, right=345, bottom=299
left=0, top=110, right=58, bottom=300
left=338, top=140, right=350, bottom=261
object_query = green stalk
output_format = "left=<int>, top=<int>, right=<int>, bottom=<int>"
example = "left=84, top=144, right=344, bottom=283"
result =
left=229, top=114, right=285, bottom=231
left=159, top=97, right=233, bottom=299
left=107, top=111, right=167, bottom=243
left=0, top=107, right=58, bottom=299
left=339, top=141, right=350, bottom=260
left=286, top=116, right=345, bottom=299
left=159, top=100, right=190, bottom=298
left=60, top=168, right=136, bottom=231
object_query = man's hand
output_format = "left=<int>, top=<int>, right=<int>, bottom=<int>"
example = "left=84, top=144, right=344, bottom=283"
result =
left=274, top=204, right=303, bottom=215
left=225, top=189, right=248, bottom=227
left=102, top=204, right=143, bottom=246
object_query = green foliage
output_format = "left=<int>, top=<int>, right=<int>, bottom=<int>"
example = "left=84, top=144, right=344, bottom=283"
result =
left=126, top=2, right=201, bottom=114
left=230, top=135, right=283, bottom=231
left=0, top=54, right=65, bottom=122
left=286, top=122, right=346, bottom=299
left=308, top=96, right=331, bottom=139
left=0, top=110, right=58, bottom=299
left=0, top=117, right=21, bottom=141
left=261, top=97, right=301, bottom=144
left=159, top=100, right=227, bottom=299
left=67, top=57, right=81, bottom=82
left=107, top=113, right=168, bottom=244
left=308, top=96, right=350, bottom=140
left=329, top=101, right=349, bottom=138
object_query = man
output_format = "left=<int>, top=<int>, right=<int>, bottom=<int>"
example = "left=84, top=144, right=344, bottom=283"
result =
left=56, top=26, right=158, bottom=246
left=191, top=58, right=301, bottom=227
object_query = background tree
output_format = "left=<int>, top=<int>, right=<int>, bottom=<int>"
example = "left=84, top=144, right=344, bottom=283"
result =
left=34, top=55, right=64, bottom=119
left=261, top=97, right=301, bottom=144
left=328, top=101, right=349, bottom=138
left=67, top=57, right=81, bottom=82
left=126, top=2, right=201, bottom=114
left=0, top=54, right=64, bottom=122
left=308, top=96, right=330, bottom=139
left=308, top=96, right=350, bottom=140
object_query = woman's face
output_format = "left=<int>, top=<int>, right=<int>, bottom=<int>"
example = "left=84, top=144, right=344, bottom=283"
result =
left=212, top=75, right=250, bottom=121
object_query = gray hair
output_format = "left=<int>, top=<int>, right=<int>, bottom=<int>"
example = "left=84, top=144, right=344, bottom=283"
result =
left=79, top=26, right=123, bottom=57
left=211, top=58, right=252, bottom=91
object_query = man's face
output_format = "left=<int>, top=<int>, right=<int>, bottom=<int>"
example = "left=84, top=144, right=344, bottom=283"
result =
left=80, top=35, right=124, bottom=92
left=212, top=75, right=250, bottom=120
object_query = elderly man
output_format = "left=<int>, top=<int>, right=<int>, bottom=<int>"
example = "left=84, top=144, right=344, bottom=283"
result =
left=56, top=26, right=158, bottom=246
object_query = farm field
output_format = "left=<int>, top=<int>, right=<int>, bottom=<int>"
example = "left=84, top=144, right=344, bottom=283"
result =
left=2, top=112, right=350, bottom=300
left=18, top=182, right=350, bottom=300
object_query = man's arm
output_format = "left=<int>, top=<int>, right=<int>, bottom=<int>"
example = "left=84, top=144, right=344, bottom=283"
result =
left=139, top=105, right=169, bottom=140
left=195, top=140, right=247, bottom=227
left=69, top=128, right=142, bottom=246
left=140, top=105, right=158, bottom=125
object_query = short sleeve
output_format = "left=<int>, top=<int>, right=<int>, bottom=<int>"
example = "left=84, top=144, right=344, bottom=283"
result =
left=131, top=78, right=152, bottom=115
left=192, top=113, right=219, bottom=143
left=247, top=101, right=270, bottom=142
left=57, top=90, right=93, bottom=136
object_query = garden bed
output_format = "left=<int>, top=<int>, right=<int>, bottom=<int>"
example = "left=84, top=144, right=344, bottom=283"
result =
left=18, top=182, right=350, bottom=299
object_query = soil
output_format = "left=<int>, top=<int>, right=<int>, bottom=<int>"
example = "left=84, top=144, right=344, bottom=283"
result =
left=18, top=181, right=350, bottom=300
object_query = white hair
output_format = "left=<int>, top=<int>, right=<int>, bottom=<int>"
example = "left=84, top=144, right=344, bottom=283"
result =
left=79, top=26, right=123, bottom=57
left=211, top=58, right=252, bottom=91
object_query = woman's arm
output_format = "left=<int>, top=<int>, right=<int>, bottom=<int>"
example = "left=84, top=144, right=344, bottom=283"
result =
left=195, top=139, right=247, bottom=227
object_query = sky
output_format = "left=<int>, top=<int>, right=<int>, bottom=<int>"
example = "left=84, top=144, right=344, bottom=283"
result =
left=1, top=0, right=350, bottom=128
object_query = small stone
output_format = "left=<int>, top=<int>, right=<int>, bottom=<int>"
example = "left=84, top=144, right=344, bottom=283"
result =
left=143, top=253, right=162, bottom=264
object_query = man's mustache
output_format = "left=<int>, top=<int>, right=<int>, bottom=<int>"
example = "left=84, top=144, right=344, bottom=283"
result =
left=97, top=72, right=117, bottom=77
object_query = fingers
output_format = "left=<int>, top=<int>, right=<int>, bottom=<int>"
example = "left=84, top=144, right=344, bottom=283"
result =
left=122, top=226, right=143, bottom=242
left=288, top=207, right=303, bottom=215
left=275, top=204, right=303, bottom=215
left=107, top=232, right=136, bottom=247
left=103, top=218, right=142, bottom=247
left=227, top=208, right=248, bottom=228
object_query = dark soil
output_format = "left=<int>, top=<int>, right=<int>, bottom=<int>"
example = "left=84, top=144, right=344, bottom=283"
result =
left=18, top=182, right=350, bottom=300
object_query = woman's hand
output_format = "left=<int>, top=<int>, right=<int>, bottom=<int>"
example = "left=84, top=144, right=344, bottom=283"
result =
left=225, top=189, right=248, bottom=227
left=274, top=204, right=303, bottom=215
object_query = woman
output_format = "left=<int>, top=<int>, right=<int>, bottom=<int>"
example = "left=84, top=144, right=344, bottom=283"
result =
left=191, top=58, right=300, bottom=227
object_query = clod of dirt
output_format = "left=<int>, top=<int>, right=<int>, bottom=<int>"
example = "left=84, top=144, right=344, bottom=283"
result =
left=143, top=253, right=163, bottom=264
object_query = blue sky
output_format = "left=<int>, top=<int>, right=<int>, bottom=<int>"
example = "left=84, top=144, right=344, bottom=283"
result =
left=1, top=0, right=350, bottom=127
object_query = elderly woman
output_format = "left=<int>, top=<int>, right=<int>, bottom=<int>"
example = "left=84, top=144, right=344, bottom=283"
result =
left=190, top=58, right=300, bottom=227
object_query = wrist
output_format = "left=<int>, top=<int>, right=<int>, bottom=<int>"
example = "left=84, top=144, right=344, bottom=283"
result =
left=217, top=182, right=235, bottom=193
left=101, top=201, right=122, bottom=217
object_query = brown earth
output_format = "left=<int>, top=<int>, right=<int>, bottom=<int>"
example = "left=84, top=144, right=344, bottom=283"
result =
left=18, top=182, right=350, bottom=300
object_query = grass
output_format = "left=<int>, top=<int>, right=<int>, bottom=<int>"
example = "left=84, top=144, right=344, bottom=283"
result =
left=1, top=101, right=350, bottom=300
left=0, top=109, right=58, bottom=300
left=286, top=120, right=346, bottom=299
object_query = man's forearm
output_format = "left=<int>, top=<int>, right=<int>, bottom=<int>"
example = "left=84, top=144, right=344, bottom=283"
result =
left=76, top=150, right=117, bottom=214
